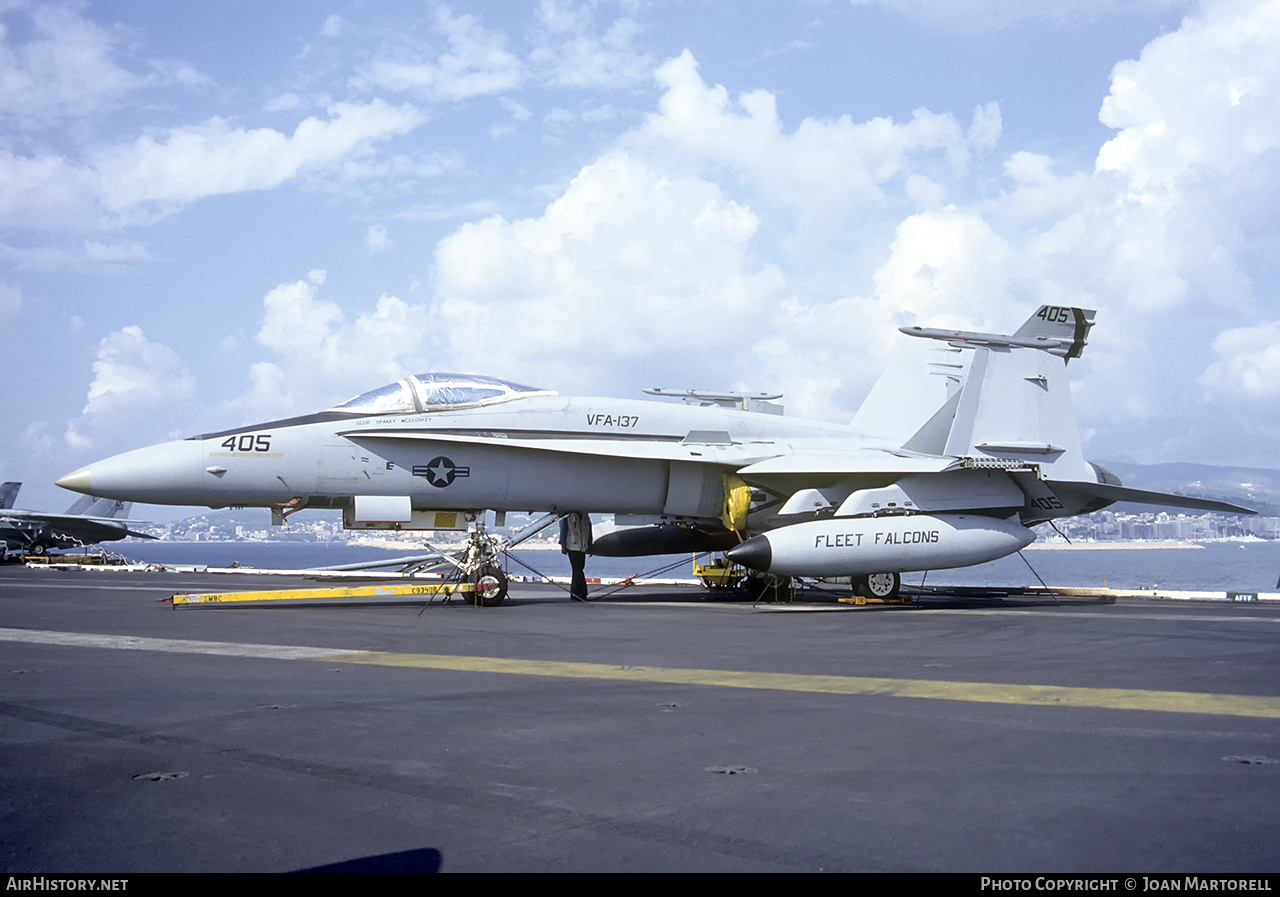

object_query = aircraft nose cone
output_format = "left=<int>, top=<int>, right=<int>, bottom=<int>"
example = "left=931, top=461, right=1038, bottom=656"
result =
left=56, top=466, right=93, bottom=495
left=726, top=535, right=772, bottom=573
left=56, top=440, right=205, bottom=504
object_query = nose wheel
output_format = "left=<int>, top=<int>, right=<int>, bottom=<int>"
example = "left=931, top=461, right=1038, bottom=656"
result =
left=456, top=522, right=509, bottom=606
left=468, top=565, right=509, bottom=607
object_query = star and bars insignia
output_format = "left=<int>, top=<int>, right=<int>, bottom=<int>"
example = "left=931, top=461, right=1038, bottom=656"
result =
left=412, top=456, right=470, bottom=488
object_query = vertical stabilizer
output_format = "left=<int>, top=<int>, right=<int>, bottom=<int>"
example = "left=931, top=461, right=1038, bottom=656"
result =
left=86, top=498, right=132, bottom=519
left=64, top=495, right=95, bottom=516
left=62, top=495, right=132, bottom=518
left=895, top=306, right=1098, bottom=480
left=852, top=340, right=966, bottom=448
left=942, top=346, right=1095, bottom=481
left=0, top=482, right=18, bottom=510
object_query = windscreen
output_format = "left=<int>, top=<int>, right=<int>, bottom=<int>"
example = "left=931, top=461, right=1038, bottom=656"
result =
left=328, top=372, right=552, bottom=414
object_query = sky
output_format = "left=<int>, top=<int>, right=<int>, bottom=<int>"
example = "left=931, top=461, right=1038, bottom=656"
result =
left=2, top=0, right=1279, bottom=515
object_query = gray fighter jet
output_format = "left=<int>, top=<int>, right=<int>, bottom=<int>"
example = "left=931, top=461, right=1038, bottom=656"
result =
left=57, top=307, right=1251, bottom=602
left=0, top=482, right=153, bottom=556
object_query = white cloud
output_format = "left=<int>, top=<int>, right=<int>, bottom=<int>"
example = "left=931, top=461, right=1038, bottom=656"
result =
left=84, top=240, right=150, bottom=262
left=0, top=100, right=426, bottom=230
left=0, top=150, right=101, bottom=230
left=0, top=280, right=19, bottom=323
left=737, top=210, right=1016, bottom=424
left=529, top=0, right=654, bottom=88
left=1201, top=321, right=1280, bottom=407
left=353, top=8, right=523, bottom=102
left=64, top=326, right=196, bottom=450
left=320, top=14, right=345, bottom=38
left=263, top=92, right=302, bottom=113
left=489, top=96, right=532, bottom=137
left=93, top=100, right=426, bottom=214
left=1098, top=0, right=1280, bottom=191
left=20, top=420, right=56, bottom=459
left=430, top=153, right=788, bottom=393
left=630, top=52, right=999, bottom=235
left=911, top=0, right=1280, bottom=453
left=498, top=96, right=532, bottom=121
left=0, top=2, right=210, bottom=128
left=231, top=276, right=430, bottom=418
left=0, top=1, right=141, bottom=124
left=411, top=8, right=1280, bottom=455
left=752, top=40, right=816, bottom=62
left=868, top=209, right=1014, bottom=327
left=364, top=223, right=392, bottom=255
left=29, top=1, right=1280, bottom=474
left=851, top=0, right=1191, bottom=31
left=406, top=50, right=1057, bottom=421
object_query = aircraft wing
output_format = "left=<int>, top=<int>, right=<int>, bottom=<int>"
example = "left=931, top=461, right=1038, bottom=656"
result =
left=338, top=428, right=791, bottom=466
left=343, top=428, right=965, bottom=494
left=0, top=510, right=156, bottom=542
left=733, top=451, right=958, bottom=492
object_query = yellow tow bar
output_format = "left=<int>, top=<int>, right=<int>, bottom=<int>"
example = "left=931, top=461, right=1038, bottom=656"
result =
left=838, top=594, right=914, bottom=606
left=169, top=581, right=476, bottom=606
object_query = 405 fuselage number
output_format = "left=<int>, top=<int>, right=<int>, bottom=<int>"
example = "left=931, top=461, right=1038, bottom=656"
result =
left=220, top=434, right=272, bottom=452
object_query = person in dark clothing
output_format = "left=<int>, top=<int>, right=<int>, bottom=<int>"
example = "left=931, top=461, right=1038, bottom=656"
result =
left=559, top=512, right=592, bottom=601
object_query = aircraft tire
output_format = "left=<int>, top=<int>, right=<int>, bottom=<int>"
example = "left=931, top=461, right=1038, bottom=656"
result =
left=743, top=573, right=793, bottom=602
left=29, top=544, right=45, bottom=556
left=858, top=571, right=900, bottom=600
left=468, top=566, right=508, bottom=607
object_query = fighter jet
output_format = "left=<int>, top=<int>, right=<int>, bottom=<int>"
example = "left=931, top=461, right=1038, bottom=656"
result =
left=57, top=306, right=1251, bottom=602
left=0, top=482, right=154, bottom=556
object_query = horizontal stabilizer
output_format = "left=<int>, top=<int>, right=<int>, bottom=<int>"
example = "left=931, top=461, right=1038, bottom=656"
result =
left=901, top=306, right=1096, bottom=361
left=1049, top=480, right=1255, bottom=515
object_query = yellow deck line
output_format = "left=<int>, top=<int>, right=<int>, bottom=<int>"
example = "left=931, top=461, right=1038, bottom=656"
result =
left=326, top=651, right=1280, bottom=719
left=3, top=626, right=1278, bottom=719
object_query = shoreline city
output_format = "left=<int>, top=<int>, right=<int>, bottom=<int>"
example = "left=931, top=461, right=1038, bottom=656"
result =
left=135, top=508, right=1280, bottom=551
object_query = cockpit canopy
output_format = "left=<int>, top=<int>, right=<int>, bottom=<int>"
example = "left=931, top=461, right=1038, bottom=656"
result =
left=328, top=372, right=555, bottom=415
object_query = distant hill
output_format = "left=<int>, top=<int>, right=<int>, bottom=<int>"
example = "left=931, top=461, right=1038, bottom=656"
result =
left=1097, top=461, right=1280, bottom=517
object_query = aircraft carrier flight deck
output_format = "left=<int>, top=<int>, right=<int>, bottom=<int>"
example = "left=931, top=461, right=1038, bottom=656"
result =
left=2, top=564, right=1278, bottom=873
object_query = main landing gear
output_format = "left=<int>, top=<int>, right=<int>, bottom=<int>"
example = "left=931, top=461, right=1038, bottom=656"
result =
left=856, top=571, right=901, bottom=600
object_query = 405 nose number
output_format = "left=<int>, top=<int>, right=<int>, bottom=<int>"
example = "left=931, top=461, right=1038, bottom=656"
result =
left=219, top=434, right=272, bottom=452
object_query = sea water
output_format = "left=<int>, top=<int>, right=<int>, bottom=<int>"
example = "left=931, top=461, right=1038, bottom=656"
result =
left=106, top=539, right=1280, bottom=592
